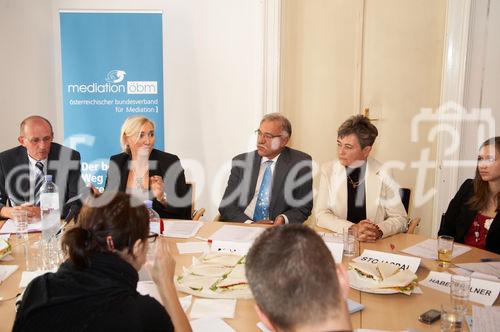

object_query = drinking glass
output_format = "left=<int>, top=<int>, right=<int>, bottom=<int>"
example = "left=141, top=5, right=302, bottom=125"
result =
left=343, top=227, right=356, bottom=257
left=437, top=235, right=454, bottom=267
left=450, top=274, right=470, bottom=311
left=441, top=303, right=464, bottom=332
left=12, top=210, right=29, bottom=240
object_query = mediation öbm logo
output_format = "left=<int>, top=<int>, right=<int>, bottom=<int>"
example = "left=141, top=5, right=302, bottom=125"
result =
left=67, top=70, right=158, bottom=95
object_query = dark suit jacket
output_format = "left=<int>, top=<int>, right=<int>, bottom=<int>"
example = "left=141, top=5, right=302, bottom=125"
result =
left=106, top=149, right=191, bottom=220
left=438, top=179, right=500, bottom=254
left=219, top=147, right=313, bottom=224
left=0, top=143, right=84, bottom=218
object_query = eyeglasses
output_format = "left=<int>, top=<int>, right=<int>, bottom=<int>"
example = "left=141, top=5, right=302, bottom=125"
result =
left=146, top=232, right=159, bottom=244
left=254, top=129, right=282, bottom=140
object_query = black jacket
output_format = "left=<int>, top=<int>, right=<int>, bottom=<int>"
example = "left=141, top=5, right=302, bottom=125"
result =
left=106, top=149, right=191, bottom=219
left=0, top=143, right=85, bottom=218
left=438, top=179, right=500, bottom=254
left=218, top=147, right=313, bottom=223
left=13, top=253, right=173, bottom=332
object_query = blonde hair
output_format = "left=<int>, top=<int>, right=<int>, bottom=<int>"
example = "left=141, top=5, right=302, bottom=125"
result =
left=120, top=116, right=155, bottom=154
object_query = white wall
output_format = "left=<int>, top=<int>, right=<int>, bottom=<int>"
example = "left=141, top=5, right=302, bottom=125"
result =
left=0, top=0, right=268, bottom=219
left=0, top=0, right=56, bottom=148
left=458, top=0, right=500, bottom=183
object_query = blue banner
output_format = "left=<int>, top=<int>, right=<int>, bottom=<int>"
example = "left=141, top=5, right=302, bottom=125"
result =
left=60, top=11, right=164, bottom=192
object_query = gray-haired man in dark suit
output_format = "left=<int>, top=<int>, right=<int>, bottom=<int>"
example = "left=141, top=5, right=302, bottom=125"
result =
left=219, top=113, right=313, bottom=225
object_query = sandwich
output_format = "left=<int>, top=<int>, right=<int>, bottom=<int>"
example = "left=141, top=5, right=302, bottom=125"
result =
left=376, top=262, right=401, bottom=280
left=176, top=274, right=220, bottom=292
left=0, top=239, right=12, bottom=259
left=201, top=252, right=244, bottom=267
left=187, top=264, right=232, bottom=277
left=378, top=269, right=418, bottom=295
left=213, top=264, right=249, bottom=292
left=349, top=261, right=382, bottom=282
left=349, top=261, right=418, bottom=295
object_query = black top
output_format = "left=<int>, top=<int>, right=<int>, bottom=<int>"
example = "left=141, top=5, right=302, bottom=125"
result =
left=13, top=253, right=173, bottom=332
left=346, top=163, right=367, bottom=224
left=438, top=179, right=500, bottom=254
left=106, top=149, right=191, bottom=219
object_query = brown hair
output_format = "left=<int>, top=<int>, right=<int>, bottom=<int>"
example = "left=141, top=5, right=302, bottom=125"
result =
left=467, top=137, right=500, bottom=212
left=62, top=192, right=149, bottom=269
left=337, top=114, right=378, bottom=148
left=245, top=225, right=342, bottom=330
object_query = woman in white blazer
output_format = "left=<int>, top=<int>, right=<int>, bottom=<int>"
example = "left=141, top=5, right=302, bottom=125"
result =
left=315, top=115, right=407, bottom=241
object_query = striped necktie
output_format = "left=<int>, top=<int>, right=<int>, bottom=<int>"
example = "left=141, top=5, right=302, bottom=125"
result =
left=34, top=161, right=45, bottom=205
left=253, top=160, right=273, bottom=221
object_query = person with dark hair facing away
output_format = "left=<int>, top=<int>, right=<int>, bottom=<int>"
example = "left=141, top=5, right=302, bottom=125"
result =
left=245, top=225, right=352, bottom=332
left=316, top=115, right=407, bottom=241
left=439, top=137, right=500, bottom=254
left=13, top=192, right=191, bottom=332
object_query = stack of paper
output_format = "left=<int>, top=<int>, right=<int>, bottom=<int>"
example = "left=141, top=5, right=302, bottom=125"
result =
left=177, top=242, right=210, bottom=254
left=0, top=265, right=18, bottom=283
left=0, top=219, right=42, bottom=234
left=191, top=317, right=235, bottom=332
left=154, top=220, right=203, bottom=238
left=402, top=239, right=471, bottom=260
left=209, top=225, right=264, bottom=242
left=190, top=298, right=236, bottom=319
left=472, top=305, right=500, bottom=332
left=19, top=270, right=52, bottom=288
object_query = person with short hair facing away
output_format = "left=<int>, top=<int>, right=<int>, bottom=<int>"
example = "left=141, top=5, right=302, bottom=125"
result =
left=13, top=192, right=191, bottom=332
left=245, top=225, right=352, bottom=332
left=439, top=137, right=500, bottom=254
left=315, top=115, right=407, bottom=241
left=219, top=113, right=313, bottom=225
left=0, top=115, right=85, bottom=221
left=106, top=116, right=191, bottom=219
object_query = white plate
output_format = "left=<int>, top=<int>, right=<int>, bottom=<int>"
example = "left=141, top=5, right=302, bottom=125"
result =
left=348, top=269, right=398, bottom=294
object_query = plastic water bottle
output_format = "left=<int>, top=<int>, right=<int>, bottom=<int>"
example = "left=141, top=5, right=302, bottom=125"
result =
left=40, top=175, right=60, bottom=269
left=144, top=200, right=161, bottom=225
left=144, top=200, right=160, bottom=266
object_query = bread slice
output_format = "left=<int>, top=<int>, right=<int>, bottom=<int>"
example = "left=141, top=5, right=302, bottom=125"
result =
left=349, top=261, right=382, bottom=282
left=377, top=262, right=400, bottom=280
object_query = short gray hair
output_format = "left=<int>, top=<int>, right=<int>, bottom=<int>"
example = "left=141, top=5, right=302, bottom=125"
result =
left=261, top=113, right=292, bottom=137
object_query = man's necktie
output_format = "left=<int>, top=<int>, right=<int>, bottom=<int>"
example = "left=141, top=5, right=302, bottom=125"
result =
left=253, top=161, right=273, bottom=221
left=34, top=161, right=45, bottom=205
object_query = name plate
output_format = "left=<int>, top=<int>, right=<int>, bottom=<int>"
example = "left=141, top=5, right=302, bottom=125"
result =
left=353, top=249, right=421, bottom=273
left=324, top=241, right=344, bottom=264
left=420, top=271, right=500, bottom=306
left=210, top=240, right=251, bottom=255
